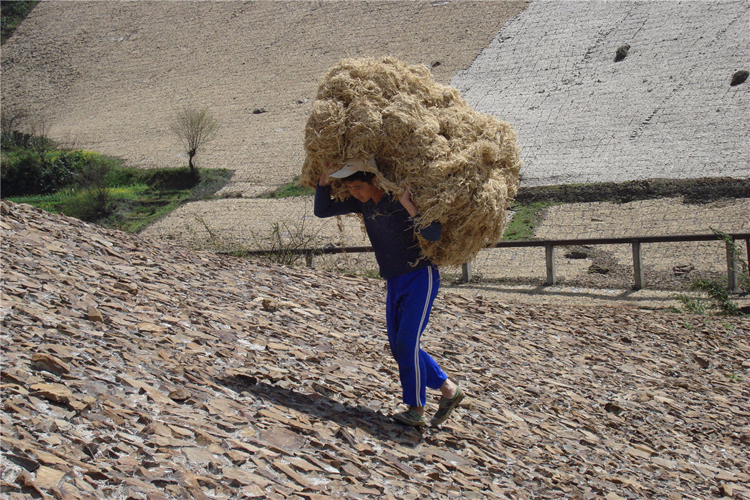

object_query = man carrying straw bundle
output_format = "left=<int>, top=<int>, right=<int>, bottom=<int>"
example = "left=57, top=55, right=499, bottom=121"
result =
left=314, top=158, right=464, bottom=427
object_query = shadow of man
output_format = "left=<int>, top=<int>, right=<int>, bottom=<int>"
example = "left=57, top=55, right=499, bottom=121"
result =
left=217, top=373, right=424, bottom=446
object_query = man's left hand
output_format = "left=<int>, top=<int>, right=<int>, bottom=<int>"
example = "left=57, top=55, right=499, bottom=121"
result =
left=399, top=187, right=419, bottom=217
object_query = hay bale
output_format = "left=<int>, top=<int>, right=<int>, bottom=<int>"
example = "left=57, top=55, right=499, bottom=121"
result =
left=300, top=56, right=521, bottom=267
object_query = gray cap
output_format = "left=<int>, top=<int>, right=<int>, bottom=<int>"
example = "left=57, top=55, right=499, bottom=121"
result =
left=328, top=158, right=378, bottom=178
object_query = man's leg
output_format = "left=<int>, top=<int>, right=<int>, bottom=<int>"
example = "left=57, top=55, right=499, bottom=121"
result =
left=387, top=266, right=445, bottom=408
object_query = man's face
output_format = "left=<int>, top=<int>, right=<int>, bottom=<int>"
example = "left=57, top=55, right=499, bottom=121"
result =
left=344, top=180, right=381, bottom=203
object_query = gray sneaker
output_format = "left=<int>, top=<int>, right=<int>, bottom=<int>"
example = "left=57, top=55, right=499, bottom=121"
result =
left=430, top=386, right=465, bottom=426
left=393, top=408, right=427, bottom=427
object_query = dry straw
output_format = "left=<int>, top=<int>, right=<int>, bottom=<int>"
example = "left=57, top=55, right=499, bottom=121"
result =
left=300, top=56, right=521, bottom=267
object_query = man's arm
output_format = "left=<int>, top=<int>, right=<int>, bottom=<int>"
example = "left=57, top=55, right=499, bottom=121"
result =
left=399, top=187, right=442, bottom=242
left=314, top=173, right=359, bottom=218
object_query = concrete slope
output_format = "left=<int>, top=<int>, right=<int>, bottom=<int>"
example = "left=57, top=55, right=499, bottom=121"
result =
left=1, top=0, right=526, bottom=195
left=453, top=0, right=750, bottom=187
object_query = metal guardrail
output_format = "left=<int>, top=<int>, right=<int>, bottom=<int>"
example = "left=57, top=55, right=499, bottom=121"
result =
left=476, top=232, right=750, bottom=291
left=238, top=232, right=750, bottom=292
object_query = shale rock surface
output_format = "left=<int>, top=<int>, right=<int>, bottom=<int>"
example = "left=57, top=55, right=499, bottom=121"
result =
left=1, top=201, right=748, bottom=499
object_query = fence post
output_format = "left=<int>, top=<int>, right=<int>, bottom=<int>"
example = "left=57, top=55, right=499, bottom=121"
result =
left=305, top=251, right=314, bottom=269
left=545, top=244, right=556, bottom=285
left=632, top=241, right=643, bottom=290
left=726, top=240, right=737, bottom=293
left=461, top=261, right=472, bottom=283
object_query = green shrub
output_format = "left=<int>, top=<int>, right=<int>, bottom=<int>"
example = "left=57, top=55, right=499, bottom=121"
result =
left=2, top=130, right=33, bottom=150
left=0, top=149, right=78, bottom=196
left=0, top=148, right=125, bottom=197
left=675, top=229, right=749, bottom=316
left=59, top=188, right=110, bottom=222
left=68, top=151, right=116, bottom=221
left=1, top=150, right=43, bottom=195
left=1, top=1, right=38, bottom=44
left=82, top=186, right=113, bottom=221
left=686, top=278, right=741, bottom=316
left=45, top=152, right=78, bottom=191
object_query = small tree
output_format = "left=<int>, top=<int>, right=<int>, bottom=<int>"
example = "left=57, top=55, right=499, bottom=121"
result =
left=74, top=154, right=113, bottom=221
left=170, top=106, right=219, bottom=174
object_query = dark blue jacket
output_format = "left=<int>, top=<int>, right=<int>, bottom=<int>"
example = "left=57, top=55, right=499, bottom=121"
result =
left=314, top=185, right=441, bottom=279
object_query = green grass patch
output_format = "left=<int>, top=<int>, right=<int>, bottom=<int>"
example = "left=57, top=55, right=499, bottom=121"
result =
left=105, top=189, right=193, bottom=234
left=260, top=176, right=315, bottom=199
left=502, top=201, right=558, bottom=241
left=4, top=189, right=74, bottom=214
left=7, top=165, right=233, bottom=233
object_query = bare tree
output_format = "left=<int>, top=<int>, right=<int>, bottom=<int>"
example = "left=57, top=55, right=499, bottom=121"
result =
left=1, top=107, right=26, bottom=135
left=170, top=106, right=219, bottom=173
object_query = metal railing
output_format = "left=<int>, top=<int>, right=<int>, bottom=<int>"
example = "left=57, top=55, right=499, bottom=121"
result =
left=239, top=232, right=750, bottom=292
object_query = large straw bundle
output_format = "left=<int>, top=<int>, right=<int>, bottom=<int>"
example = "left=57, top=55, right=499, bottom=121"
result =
left=300, top=57, right=521, bottom=267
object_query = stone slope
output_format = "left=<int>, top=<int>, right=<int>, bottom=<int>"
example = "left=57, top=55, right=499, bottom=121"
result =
left=1, top=202, right=749, bottom=499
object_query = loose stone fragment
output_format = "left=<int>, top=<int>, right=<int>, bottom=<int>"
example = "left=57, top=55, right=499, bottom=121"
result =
left=29, top=383, right=73, bottom=404
left=86, top=306, right=104, bottom=323
left=30, top=353, right=71, bottom=375
left=169, top=388, right=191, bottom=401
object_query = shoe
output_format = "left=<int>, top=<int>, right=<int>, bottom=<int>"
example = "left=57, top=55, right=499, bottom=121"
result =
left=430, top=386, right=465, bottom=426
left=393, top=408, right=427, bottom=427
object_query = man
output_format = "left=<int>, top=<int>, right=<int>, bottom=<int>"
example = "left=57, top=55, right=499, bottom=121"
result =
left=314, top=158, right=464, bottom=427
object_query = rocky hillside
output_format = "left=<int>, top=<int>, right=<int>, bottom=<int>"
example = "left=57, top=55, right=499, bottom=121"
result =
left=1, top=202, right=748, bottom=499
left=0, top=1, right=526, bottom=196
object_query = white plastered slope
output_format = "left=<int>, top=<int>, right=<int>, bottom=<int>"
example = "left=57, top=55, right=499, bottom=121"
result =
left=453, top=0, right=750, bottom=187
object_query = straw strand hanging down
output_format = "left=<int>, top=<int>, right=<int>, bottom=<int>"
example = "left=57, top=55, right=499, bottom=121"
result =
left=300, top=56, right=521, bottom=267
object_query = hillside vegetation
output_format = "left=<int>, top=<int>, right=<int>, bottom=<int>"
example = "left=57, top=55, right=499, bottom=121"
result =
left=0, top=1, right=37, bottom=44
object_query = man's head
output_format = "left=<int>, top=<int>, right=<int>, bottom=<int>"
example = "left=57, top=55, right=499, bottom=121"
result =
left=329, top=158, right=384, bottom=203
left=328, top=158, right=377, bottom=180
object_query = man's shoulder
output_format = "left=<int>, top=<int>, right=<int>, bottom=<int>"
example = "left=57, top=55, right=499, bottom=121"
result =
left=371, top=194, right=403, bottom=210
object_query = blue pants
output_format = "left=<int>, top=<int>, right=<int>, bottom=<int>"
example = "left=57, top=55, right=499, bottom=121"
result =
left=386, top=265, right=447, bottom=407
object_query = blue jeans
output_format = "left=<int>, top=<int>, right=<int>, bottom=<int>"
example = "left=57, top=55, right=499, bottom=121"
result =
left=386, top=265, right=447, bottom=407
